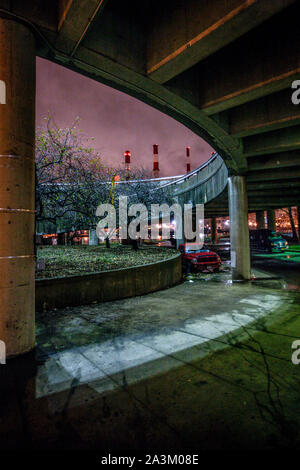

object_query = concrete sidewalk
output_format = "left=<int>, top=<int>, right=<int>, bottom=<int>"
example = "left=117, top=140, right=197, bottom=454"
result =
left=1, top=266, right=299, bottom=450
left=36, top=271, right=289, bottom=402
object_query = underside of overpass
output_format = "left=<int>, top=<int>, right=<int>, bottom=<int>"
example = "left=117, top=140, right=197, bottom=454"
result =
left=0, top=0, right=300, bottom=356
left=1, top=0, right=299, bottom=208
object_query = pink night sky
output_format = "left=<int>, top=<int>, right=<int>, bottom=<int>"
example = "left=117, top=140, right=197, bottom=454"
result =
left=36, top=58, right=213, bottom=177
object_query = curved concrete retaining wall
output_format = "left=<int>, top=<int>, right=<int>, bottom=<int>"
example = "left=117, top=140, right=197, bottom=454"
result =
left=36, top=253, right=182, bottom=311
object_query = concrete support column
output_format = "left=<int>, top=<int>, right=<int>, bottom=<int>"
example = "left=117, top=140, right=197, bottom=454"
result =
left=228, top=176, right=251, bottom=281
left=0, top=19, right=36, bottom=357
left=267, top=209, right=276, bottom=232
left=211, top=217, right=217, bottom=244
left=256, top=210, right=265, bottom=229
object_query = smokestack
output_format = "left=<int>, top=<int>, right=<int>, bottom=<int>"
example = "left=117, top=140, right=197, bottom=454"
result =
left=124, top=150, right=131, bottom=180
left=153, top=144, right=159, bottom=178
left=186, top=146, right=191, bottom=173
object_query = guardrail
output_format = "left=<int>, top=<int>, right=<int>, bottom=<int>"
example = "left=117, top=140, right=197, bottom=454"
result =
left=161, top=153, right=228, bottom=205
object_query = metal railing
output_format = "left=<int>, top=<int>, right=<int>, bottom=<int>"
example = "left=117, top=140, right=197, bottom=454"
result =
left=159, top=153, right=227, bottom=203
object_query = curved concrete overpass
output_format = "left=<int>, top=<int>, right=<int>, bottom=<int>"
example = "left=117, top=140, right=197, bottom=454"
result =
left=161, top=153, right=227, bottom=209
left=2, top=2, right=299, bottom=211
left=1, top=1, right=300, bottom=184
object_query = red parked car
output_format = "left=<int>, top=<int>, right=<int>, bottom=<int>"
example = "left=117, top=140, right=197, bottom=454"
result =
left=179, top=243, right=222, bottom=273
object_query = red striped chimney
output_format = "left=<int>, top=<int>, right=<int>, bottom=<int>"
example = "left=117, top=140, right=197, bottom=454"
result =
left=186, top=146, right=191, bottom=173
left=153, top=144, right=159, bottom=178
left=124, top=150, right=131, bottom=179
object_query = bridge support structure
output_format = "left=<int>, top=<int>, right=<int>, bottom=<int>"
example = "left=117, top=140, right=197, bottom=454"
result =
left=267, top=210, right=276, bottom=232
left=256, top=211, right=265, bottom=230
left=211, top=217, right=217, bottom=244
left=228, top=176, right=251, bottom=281
left=0, top=18, right=36, bottom=357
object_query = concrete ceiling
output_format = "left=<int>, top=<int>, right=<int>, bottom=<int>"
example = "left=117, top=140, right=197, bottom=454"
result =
left=0, top=0, right=299, bottom=212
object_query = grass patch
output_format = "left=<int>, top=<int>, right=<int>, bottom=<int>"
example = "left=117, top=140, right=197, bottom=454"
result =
left=288, top=245, right=300, bottom=252
left=255, top=251, right=300, bottom=262
left=36, top=244, right=177, bottom=279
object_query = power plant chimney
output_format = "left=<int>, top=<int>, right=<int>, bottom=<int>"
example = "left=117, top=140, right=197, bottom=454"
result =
left=186, top=146, right=191, bottom=173
left=153, top=144, right=159, bottom=178
left=124, top=150, right=131, bottom=180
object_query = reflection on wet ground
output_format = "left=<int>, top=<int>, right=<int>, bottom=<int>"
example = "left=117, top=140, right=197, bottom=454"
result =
left=35, top=269, right=287, bottom=400
left=252, top=256, right=300, bottom=292
left=1, top=258, right=300, bottom=450
left=254, top=251, right=300, bottom=262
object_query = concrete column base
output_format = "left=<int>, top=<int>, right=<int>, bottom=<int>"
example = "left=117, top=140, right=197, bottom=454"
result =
left=228, top=176, right=251, bottom=281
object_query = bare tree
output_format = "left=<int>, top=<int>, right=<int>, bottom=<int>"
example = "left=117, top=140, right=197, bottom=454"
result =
left=36, top=117, right=109, bottom=236
left=280, top=207, right=299, bottom=242
left=36, top=117, right=173, bottom=249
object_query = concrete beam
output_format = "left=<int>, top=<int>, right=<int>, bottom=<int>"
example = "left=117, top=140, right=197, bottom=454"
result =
left=249, top=196, right=300, bottom=203
left=244, top=126, right=300, bottom=157
left=248, top=188, right=300, bottom=198
left=247, top=151, right=300, bottom=171
left=193, top=3, right=300, bottom=114
left=228, top=88, right=300, bottom=137
left=58, top=0, right=74, bottom=31
left=247, top=167, right=300, bottom=182
left=247, top=179, right=300, bottom=190
left=249, top=201, right=299, bottom=211
left=0, top=0, right=58, bottom=31
left=147, top=0, right=295, bottom=84
left=55, top=0, right=107, bottom=55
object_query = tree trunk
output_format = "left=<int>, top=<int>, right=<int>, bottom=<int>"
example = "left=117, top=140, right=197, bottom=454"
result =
left=131, top=239, right=139, bottom=251
left=67, top=232, right=76, bottom=245
left=288, top=208, right=299, bottom=242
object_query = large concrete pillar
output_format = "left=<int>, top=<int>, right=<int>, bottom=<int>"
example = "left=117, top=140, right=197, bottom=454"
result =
left=228, top=176, right=251, bottom=281
left=256, top=210, right=265, bottom=229
left=0, top=19, right=36, bottom=357
left=267, top=209, right=276, bottom=232
left=211, top=217, right=217, bottom=244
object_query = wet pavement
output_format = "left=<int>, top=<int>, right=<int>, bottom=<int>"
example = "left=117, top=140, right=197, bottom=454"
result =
left=1, top=259, right=300, bottom=451
left=35, top=265, right=288, bottom=400
left=252, top=255, right=300, bottom=292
